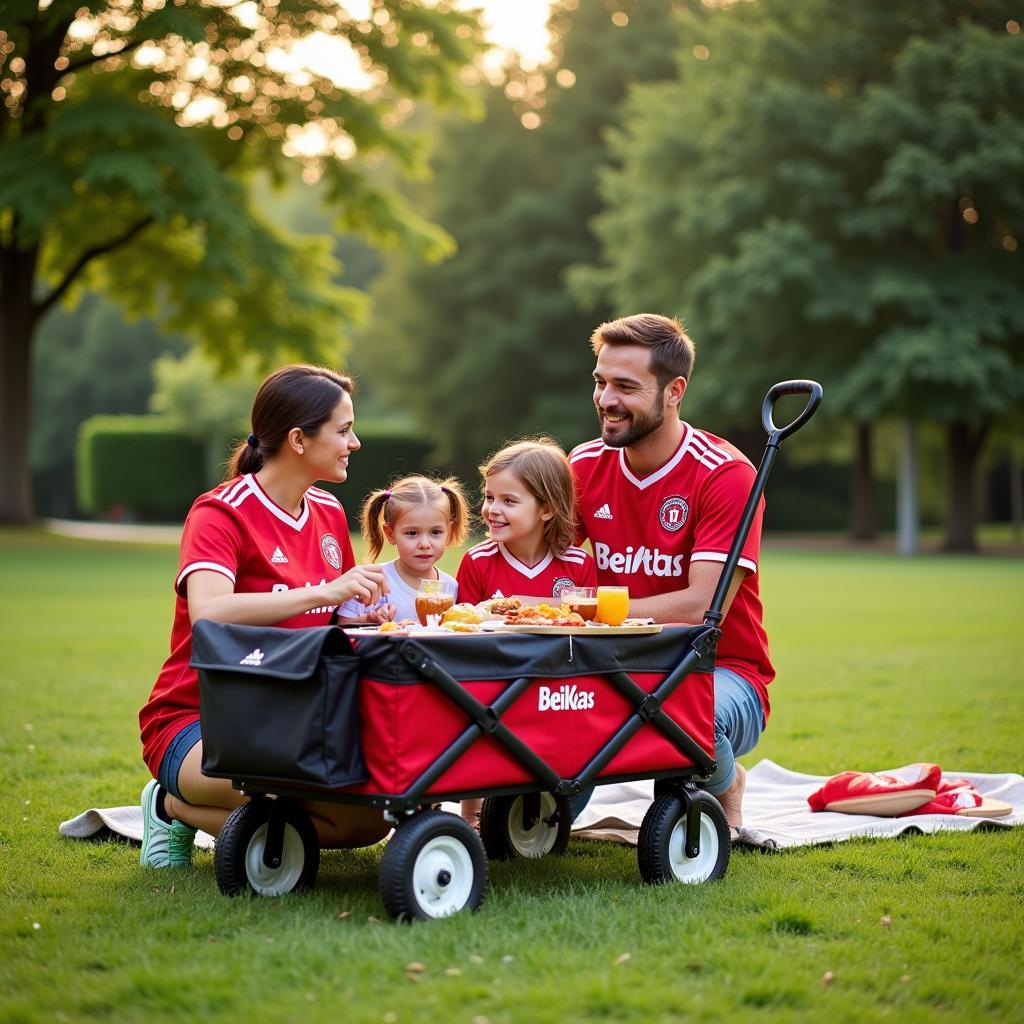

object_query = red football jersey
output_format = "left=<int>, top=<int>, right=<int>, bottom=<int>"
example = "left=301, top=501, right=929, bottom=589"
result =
left=570, top=425, right=774, bottom=718
left=456, top=541, right=597, bottom=604
left=139, top=474, right=355, bottom=776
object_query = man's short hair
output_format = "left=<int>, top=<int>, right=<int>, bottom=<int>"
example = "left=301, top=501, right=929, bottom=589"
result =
left=590, top=313, right=696, bottom=388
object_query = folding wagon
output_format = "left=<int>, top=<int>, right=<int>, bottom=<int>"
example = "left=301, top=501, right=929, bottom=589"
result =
left=194, top=380, right=821, bottom=919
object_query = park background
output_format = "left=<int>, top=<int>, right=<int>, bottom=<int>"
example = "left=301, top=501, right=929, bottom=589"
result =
left=2, top=0, right=1022, bottom=551
left=1, top=2, right=1022, bottom=1023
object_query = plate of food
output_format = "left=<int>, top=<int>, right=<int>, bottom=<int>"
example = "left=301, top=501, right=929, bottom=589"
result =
left=493, top=604, right=662, bottom=635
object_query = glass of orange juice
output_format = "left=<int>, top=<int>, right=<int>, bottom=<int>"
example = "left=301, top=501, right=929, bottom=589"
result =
left=596, top=586, right=629, bottom=626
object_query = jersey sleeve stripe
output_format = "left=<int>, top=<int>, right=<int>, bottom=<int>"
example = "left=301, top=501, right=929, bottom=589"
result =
left=569, top=447, right=606, bottom=464
left=307, top=487, right=342, bottom=506
left=469, top=543, right=499, bottom=560
left=222, top=479, right=255, bottom=508
left=559, top=551, right=587, bottom=564
left=218, top=479, right=249, bottom=505
left=690, top=550, right=758, bottom=574
left=687, top=439, right=729, bottom=466
left=306, top=492, right=342, bottom=508
left=689, top=431, right=733, bottom=464
left=569, top=439, right=605, bottom=458
left=176, top=561, right=236, bottom=592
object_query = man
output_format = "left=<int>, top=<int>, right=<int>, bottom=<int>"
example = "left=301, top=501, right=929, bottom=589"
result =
left=570, top=313, right=772, bottom=831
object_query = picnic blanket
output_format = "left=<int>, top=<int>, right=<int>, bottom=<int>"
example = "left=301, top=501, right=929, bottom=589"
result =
left=60, top=759, right=1023, bottom=851
left=571, top=759, right=1024, bottom=848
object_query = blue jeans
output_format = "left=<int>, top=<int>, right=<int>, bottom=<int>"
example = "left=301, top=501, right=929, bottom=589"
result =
left=156, top=719, right=202, bottom=801
left=567, top=667, right=764, bottom=820
left=701, top=667, right=764, bottom=796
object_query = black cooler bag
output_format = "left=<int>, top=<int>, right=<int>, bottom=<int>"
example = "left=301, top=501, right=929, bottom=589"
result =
left=191, top=620, right=367, bottom=790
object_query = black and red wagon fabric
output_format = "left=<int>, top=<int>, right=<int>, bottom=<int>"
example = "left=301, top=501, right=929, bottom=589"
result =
left=349, top=628, right=714, bottom=797
left=194, top=621, right=714, bottom=798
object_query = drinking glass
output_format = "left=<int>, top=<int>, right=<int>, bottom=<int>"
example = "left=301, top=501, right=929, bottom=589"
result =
left=415, top=579, right=454, bottom=626
left=562, top=586, right=598, bottom=621
left=596, top=586, right=629, bottom=626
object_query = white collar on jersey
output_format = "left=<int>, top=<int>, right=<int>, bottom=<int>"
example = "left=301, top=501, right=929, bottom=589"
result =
left=499, top=543, right=553, bottom=579
left=617, top=423, right=693, bottom=490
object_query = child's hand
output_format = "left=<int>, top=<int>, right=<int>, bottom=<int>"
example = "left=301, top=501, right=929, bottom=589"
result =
left=370, top=603, right=396, bottom=624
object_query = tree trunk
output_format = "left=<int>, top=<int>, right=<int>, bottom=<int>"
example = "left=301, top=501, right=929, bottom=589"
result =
left=849, top=421, right=876, bottom=540
left=942, top=420, right=988, bottom=552
left=897, top=419, right=918, bottom=557
left=0, top=244, right=40, bottom=525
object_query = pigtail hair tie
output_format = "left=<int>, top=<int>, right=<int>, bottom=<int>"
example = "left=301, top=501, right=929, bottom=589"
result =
left=246, top=433, right=259, bottom=448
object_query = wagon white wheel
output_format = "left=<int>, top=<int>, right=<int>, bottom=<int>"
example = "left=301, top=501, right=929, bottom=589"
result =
left=379, top=810, right=488, bottom=920
left=637, top=791, right=730, bottom=885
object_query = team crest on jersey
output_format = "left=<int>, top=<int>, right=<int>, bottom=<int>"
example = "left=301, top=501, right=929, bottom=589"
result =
left=659, top=496, right=689, bottom=533
left=552, top=577, right=574, bottom=599
left=320, top=534, right=343, bottom=569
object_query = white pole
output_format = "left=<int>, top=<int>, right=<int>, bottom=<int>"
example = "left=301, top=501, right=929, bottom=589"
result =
left=897, top=419, right=919, bottom=556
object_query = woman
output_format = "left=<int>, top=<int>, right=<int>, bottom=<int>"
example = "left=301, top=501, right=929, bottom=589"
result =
left=138, top=364, right=390, bottom=868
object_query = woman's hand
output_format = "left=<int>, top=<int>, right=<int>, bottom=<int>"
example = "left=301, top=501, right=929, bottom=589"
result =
left=187, top=562, right=388, bottom=626
left=323, top=563, right=388, bottom=607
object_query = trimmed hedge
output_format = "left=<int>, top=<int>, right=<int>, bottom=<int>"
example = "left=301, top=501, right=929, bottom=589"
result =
left=76, top=416, right=206, bottom=522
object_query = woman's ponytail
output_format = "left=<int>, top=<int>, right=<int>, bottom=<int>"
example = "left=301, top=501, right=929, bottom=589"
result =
left=227, top=434, right=263, bottom=478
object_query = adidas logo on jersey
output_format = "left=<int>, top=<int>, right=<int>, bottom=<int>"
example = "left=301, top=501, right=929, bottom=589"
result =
left=594, top=542, right=686, bottom=577
left=538, top=684, right=595, bottom=712
left=239, top=648, right=265, bottom=666
left=594, top=503, right=614, bottom=520
left=270, top=547, right=288, bottom=564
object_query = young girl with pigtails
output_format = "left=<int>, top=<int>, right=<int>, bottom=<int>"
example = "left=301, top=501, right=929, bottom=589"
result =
left=335, top=475, right=470, bottom=625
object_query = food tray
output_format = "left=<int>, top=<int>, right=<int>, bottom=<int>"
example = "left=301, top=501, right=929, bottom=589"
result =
left=494, top=623, right=662, bottom=636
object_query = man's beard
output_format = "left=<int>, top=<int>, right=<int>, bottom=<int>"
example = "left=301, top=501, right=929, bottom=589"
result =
left=598, top=397, right=665, bottom=449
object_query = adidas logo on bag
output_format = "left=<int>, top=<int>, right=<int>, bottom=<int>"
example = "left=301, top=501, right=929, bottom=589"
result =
left=239, top=648, right=265, bottom=666
left=594, top=503, right=614, bottom=520
left=270, top=547, right=288, bottom=563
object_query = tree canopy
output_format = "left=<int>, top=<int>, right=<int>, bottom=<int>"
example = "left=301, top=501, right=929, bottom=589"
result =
left=0, top=0, right=484, bottom=522
left=357, top=0, right=682, bottom=479
left=574, top=0, right=1024, bottom=547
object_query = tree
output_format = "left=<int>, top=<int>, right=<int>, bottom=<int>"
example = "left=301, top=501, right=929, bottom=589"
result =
left=0, top=0, right=484, bottom=523
left=30, top=292, right=188, bottom=516
left=576, top=0, right=1024, bottom=550
left=356, top=0, right=681, bottom=479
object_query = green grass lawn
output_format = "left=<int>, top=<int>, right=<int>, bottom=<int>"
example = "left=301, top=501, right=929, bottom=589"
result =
left=1, top=529, right=1022, bottom=1023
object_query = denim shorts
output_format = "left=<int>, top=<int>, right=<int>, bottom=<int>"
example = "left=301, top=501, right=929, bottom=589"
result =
left=156, top=719, right=202, bottom=801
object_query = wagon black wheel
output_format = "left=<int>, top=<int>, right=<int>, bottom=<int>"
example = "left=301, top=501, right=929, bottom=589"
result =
left=637, top=791, right=730, bottom=885
left=479, top=792, right=572, bottom=861
left=214, top=798, right=320, bottom=897
left=379, top=810, right=487, bottom=921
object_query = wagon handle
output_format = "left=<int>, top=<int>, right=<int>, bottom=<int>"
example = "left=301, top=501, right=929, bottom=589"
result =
left=703, top=379, right=823, bottom=627
left=762, top=380, right=823, bottom=446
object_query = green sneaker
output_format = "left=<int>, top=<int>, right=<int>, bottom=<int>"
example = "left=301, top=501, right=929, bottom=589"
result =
left=140, top=780, right=196, bottom=868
